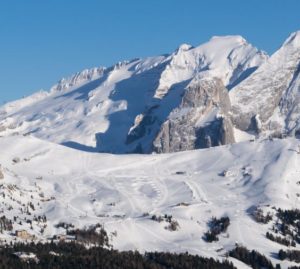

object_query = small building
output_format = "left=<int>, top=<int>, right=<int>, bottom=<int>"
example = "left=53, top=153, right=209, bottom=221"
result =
left=220, top=169, right=234, bottom=177
left=15, top=230, right=32, bottom=240
left=54, top=234, right=66, bottom=241
left=53, top=234, right=76, bottom=242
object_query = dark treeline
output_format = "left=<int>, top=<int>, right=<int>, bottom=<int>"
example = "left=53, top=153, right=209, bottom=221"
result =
left=229, top=246, right=300, bottom=269
left=266, top=232, right=296, bottom=247
left=0, top=215, right=13, bottom=232
left=278, top=249, right=300, bottom=263
left=204, top=216, right=230, bottom=242
left=277, top=209, right=300, bottom=225
left=67, top=223, right=110, bottom=247
left=0, top=242, right=236, bottom=269
left=229, top=246, right=279, bottom=269
left=252, top=207, right=273, bottom=224
left=274, top=209, right=300, bottom=243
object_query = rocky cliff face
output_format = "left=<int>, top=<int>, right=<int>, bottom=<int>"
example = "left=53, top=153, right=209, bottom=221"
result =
left=230, top=31, right=300, bottom=138
left=153, top=78, right=235, bottom=153
left=0, top=165, right=4, bottom=180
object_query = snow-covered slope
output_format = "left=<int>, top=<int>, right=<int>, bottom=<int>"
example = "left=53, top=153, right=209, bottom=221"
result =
left=0, top=36, right=267, bottom=153
left=4, top=32, right=300, bottom=268
left=231, top=31, right=300, bottom=138
left=0, top=134, right=300, bottom=268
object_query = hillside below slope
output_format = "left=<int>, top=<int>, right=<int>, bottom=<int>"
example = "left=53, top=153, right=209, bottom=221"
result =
left=0, top=135, right=300, bottom=268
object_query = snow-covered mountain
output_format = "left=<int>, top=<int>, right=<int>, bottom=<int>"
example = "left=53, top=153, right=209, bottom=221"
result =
left=3, top=32, right=300, bottom=153
left=231, top=31, right=300, bottom=139
left=2, top=32, right=300, bottom=268
left=0, top=35, right=267, bottom=153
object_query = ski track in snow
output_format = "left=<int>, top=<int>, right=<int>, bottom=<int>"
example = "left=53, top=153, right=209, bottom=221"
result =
left=0, top=135, right=300, bottom=268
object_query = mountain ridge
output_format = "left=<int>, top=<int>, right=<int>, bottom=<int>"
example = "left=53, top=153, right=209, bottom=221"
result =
left=0, top=34, right=268, bottom=153
left=230, top=31, right=300, bottom=139
left=1, top=31, right=300, bottom=154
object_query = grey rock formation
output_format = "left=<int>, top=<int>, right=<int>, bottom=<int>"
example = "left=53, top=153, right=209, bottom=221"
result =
left=153, top=78, right=235, bottom=153
left=125, top=105, right=159, bottom=146
left=195, top=116, right=235, bottom=148
left=230, top=31, right=300, bottom=136
left=0, top=165, right=4, bottom=180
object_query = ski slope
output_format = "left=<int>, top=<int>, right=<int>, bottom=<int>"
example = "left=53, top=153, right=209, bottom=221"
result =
left=0, top=134, right=300, bottom=268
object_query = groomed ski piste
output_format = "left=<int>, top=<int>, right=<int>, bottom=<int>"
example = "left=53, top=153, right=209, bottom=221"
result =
left=1, top=134, right=300, bottom=268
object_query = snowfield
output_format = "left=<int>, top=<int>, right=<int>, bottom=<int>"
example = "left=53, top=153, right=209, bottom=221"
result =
left=1, top=31, right=300, bottom=268
left=0, top=134, right=300, bottom=268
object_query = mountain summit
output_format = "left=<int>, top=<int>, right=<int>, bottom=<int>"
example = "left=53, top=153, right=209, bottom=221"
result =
left=231, top=31, right=300, bottom=138
left=0, top=35, right=268, bottom=153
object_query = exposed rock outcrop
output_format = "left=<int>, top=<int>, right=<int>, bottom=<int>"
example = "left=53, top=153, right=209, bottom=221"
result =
left=0, top=165, right=4, bottom=180
left=153, top=78, right=235, bottom=153
left=230, top=31, right=300, bottom=137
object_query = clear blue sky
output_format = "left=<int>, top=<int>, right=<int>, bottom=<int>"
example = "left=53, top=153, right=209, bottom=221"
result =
left=1, top=0, right=299, bottom=103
